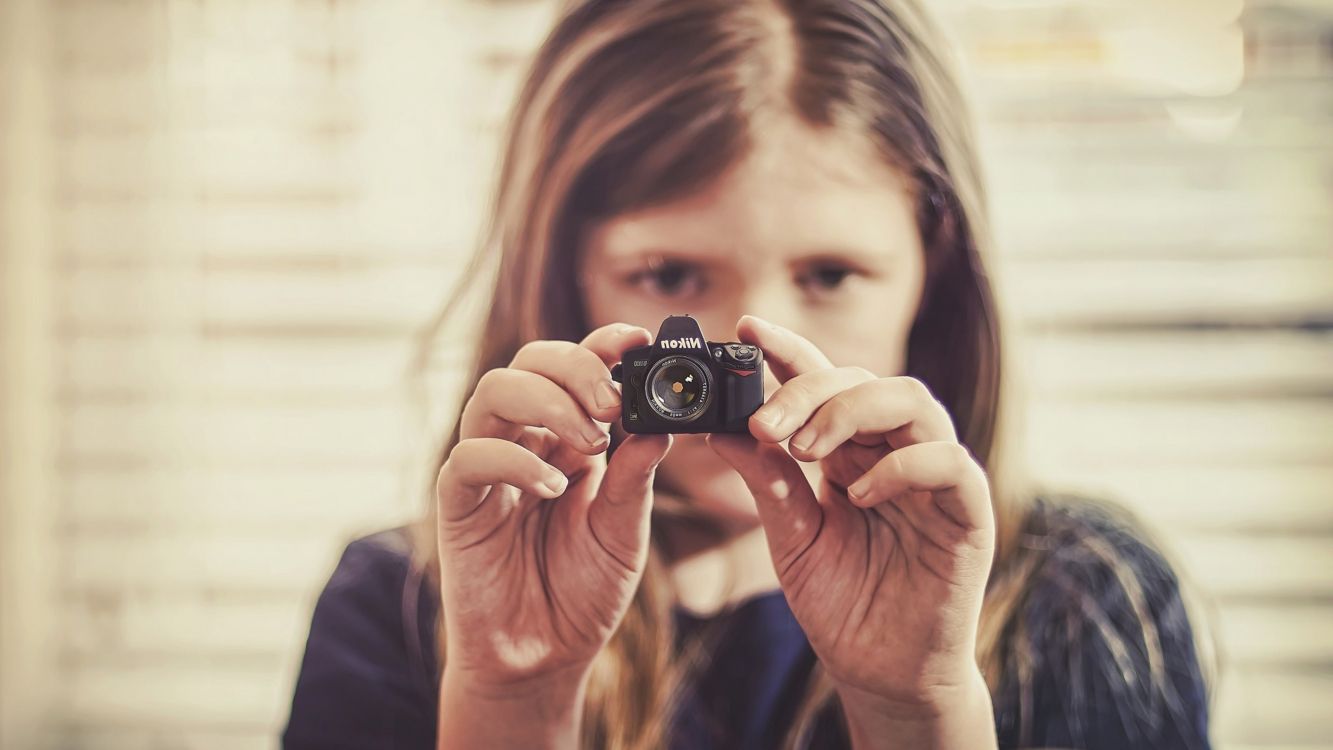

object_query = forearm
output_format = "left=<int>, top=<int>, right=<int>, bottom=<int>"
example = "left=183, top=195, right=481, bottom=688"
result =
left=437, top=665, right=590, bottom=750
left=837, top=669, right=998, bottom=750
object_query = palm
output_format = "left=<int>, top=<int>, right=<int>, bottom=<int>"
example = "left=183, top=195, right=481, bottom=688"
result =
left=710, top=316, right=999, bottom=720
left=772, top=440, right=991, bottom=701
left=439, top=430, right=644, bottom=685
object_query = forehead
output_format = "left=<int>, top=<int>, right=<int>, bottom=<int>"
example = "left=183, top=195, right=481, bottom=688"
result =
left=584, top=120, right=920, bottom=263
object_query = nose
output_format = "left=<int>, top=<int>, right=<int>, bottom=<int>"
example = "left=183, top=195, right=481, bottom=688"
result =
left=730, top=281, right=806, bottom=396
left=727, top=274, right=804, bottom=338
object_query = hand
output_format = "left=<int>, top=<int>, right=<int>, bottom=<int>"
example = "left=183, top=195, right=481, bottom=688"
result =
left=707, top=315, right=996, bottom=729
left=435, top=323, right=672, bottom=697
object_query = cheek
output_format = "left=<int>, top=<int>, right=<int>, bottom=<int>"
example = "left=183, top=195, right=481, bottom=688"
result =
left=813, top=272, right=923, bottom=376
left=579, top=273, right=660, bottom=333
left=578, top=272, right=618, bottom=329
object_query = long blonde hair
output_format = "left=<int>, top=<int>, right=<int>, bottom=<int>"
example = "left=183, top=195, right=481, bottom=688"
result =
left=408, top=0, right=1209, bottom=746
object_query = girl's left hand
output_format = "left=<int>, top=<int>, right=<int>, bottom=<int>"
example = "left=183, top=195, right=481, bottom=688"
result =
left=707, top=315, right=996, bottom=728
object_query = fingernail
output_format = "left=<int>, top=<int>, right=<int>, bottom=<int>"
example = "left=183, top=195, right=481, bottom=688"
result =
left=595, top=380, right=620, bottom=410
left=847, top=478, right=871, bottom=502
left=752, top=404, right=783, bottom=429
left=585, top=426, right=610, bottom=450
left=789, top=428, right=814, bottom=453
left=542, top=471, right=568, bottom=496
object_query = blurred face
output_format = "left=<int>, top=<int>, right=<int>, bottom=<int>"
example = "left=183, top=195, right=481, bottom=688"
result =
left=578, top=119, right=926, bottom=528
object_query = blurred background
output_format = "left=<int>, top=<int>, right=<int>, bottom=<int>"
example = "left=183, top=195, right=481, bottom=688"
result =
left=1, top=0, right=1329, bottom=748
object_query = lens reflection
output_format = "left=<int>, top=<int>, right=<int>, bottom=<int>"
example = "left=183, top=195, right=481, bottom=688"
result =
left=647, top=359, right=708, bottom=420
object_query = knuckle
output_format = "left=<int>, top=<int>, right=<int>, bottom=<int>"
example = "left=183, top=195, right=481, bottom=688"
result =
left=945, top=441, right=974, bottom=472
left=508, top=341, right=538, bottom=366
left=437, top=441, right=473, bottom=487
left=780, top=376, right=816, bottom=408
left=846, top=366, right=876, bottom=383
left=512, top=339, right=553, bottom=363
left=547, top=340, right=579, bottom=360
left=513, top=339, right=578, bottom=370
left=825, top=391, right=856, bottom=421
left=445, top=436, right=485, bottom=464
left=903, top=376, right=934, bottom=403
left=474, top=367, right=510, bottom=395
left=547, top=340, right=579, bottom=357
left=572, top=340, right=601, bottom=362
left=573, top=348, right=608, bottom=381
left=465, top=370, right=516, bottom=421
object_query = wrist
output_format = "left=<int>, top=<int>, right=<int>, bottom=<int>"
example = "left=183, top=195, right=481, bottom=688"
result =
left=439, top=663, right=592, bottom=750
left=835, top=668, right=996, bottom=750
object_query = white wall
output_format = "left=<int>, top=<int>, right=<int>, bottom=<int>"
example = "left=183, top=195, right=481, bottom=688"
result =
left=1, top=0, right=57, bottom=745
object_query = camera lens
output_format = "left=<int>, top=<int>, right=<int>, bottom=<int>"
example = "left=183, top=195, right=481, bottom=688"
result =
left=645, top=357, right=710, bottom=422
left=651, top=362, right=703, bottom=411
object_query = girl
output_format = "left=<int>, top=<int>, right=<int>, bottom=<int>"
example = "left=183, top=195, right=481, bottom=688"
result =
left=285, top=0, right=1213, bottom=747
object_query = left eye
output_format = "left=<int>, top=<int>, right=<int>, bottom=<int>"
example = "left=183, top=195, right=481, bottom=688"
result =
left=799, top=264, right=855, bottom=292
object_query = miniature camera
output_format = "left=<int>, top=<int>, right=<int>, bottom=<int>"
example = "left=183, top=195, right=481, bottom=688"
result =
left=609, top=315, right=765, bottom=434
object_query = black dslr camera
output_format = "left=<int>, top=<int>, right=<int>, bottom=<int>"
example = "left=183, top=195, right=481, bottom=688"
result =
left=610, top=315, right=765, bottom=434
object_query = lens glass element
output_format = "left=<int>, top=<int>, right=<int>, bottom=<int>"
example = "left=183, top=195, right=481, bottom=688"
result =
left=645, top=357, right=710, bottom=422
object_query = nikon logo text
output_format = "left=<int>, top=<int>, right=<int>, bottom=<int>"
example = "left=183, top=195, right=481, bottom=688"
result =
left=659, top=337, right=702, bottom=349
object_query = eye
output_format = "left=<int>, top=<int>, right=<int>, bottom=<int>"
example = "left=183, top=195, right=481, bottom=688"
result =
left=626, top=260, right=707, bottom=299
left=797, top=263, right=859, bottom=293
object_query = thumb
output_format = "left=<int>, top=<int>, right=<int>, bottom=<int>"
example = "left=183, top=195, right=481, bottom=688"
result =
left=707, top=433, right=823, bottom=572
left=586, top=433, right=672, bottom=573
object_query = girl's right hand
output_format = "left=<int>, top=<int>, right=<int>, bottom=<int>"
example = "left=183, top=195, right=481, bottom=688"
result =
left=434, top=322, right=672, bottom=698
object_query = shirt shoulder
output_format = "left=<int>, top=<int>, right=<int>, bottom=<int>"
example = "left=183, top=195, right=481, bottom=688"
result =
left=282, top=526, right=439, bottom=750
left=993, top=494, right=1213, bottom=750
left=321, top=527, right=418, bottom=605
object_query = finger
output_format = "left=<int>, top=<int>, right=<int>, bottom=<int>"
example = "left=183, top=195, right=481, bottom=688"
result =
left=844, top=441, right=992, bottom=532
left=516, top=426, right=601, bottom=477
left=461, top=368, right=609, bottom=454
left=787, top=376, right=958, bottom=461
left=579, top=322, right=654, bottom=365
left=585, top=433, right=672, bottom=572
left=736, top=314, right=833, bottom=383
left=437, top=438, right=569, bottom=523
left=509, top=329, right=645, bottom=423
left=706, top=433, right=823, bottom=577
left=747, top=366, right=877, bottom=443
left=817, top=440, right=887, bottom=491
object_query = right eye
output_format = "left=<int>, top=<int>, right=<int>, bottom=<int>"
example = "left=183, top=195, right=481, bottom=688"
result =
left=625, top=260, right=707, bottom=300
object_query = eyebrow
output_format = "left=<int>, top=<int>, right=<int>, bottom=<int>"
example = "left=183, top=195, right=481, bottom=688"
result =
left=594, top=245, right=724, bottom=263
left=597, top=245, right=901, bottom=268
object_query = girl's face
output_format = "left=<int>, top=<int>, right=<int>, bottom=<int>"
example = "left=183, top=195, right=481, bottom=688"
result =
left=579, top=120, right=926, bottom=528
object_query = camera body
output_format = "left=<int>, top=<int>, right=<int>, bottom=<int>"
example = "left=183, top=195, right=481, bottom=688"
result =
left=610, top=315, right=765, bottom=434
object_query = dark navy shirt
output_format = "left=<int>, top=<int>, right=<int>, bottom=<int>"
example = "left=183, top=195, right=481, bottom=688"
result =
left=283, top=497, right=1212, bottom=749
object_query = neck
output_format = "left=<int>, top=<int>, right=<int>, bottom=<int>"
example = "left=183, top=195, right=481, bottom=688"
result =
left=657, top=504, right=780, bottom=617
